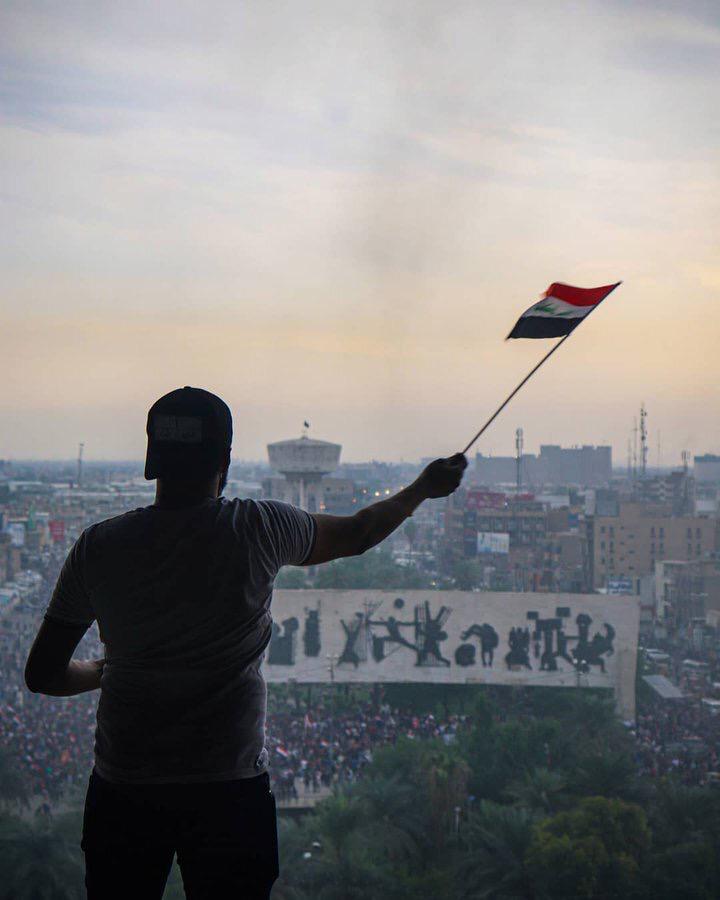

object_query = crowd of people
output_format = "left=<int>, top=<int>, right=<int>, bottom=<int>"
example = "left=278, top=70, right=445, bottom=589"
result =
left=2, top=593, right=720, bottom=805
left=0, top=609, right=99, bottom=804
left=1, top=596, right=470, bottom=804
left=266, top=698, right=466, bottom=801
left=633, top=698, right=720, bottom=785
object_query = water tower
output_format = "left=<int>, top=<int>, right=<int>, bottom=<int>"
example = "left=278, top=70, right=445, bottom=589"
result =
left=267, top=427, right=342, bottom=511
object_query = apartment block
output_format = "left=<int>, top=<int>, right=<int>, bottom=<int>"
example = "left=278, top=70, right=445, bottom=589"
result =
left=590, top=502, right=717, bottom=589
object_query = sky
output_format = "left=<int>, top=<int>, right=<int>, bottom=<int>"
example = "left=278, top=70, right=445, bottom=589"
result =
left=1, top=0, right=719, bottom=464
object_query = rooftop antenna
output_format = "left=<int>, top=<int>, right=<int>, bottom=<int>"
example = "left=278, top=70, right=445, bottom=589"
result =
left=640, top=404, right=648, bottom=480
left=77, top=442, right=84, bottom=488
left=632, top=417, right=638, bottom=490
left=626, top=438, right=632, bottom=482
left=681, top=450, right=690, bottom=515
left=515, top=427, right=524, bottom=496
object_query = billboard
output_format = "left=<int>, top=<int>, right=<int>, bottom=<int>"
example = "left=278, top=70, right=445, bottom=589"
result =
left=477, top=532, right=510, bottom=555
left=48, top=520, right=66, bottom=544
left=6, top=522, right=25, bottom=547
left=264, top=590, right=641, bottom=718
left=607, top=578, right=634, bottom=596
left=466, top=491, right=506, bottom=511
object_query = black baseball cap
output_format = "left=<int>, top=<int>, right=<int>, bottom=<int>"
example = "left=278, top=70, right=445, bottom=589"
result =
left=144, top=387, right=233, bottom=480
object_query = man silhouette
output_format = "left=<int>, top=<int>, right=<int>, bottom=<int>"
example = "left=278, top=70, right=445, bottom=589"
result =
left=24, top=386, right=466, bottom=899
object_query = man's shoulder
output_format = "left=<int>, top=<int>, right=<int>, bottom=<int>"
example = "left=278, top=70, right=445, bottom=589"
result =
left=81, top=497, right=308, bottom=544
left=88, top=505, right=151, bottom=530
left=79, top=506, right=152, bottom=543
left=249, top=498, right=310, bottom=518
left=225, top=497, right=304, bottom=519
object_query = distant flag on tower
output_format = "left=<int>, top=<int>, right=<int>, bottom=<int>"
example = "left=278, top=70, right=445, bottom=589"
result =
left=507, top=281, right=621, bottom=339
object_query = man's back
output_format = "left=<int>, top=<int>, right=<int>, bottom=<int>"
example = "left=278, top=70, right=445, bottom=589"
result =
left=24, top=386, right=466, bottom=899
left=45, top=497, right=315, bottom=784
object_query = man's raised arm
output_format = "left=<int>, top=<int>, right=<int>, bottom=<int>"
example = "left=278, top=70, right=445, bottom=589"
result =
left=303, top=453, right=467, bottom=566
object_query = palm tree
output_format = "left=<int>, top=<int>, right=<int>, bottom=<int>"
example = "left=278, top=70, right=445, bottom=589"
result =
left=0, top=748, right=29, bottom=813
left=0, top=807, right=85, bottom=899
left=453, top=800, right=537, bottom=900
left=272, top=816, right=318, bottom=900
left=567, top=748, right=636, bottom=800
left=505, top=768, right=565, bottom=814
left=649, top=781, right=720, bottom=848
left=276, top=791, right=382, bottom=900
left=424, top=747, right=470, bottom=849
left=353, top=775, right=428, bottom=862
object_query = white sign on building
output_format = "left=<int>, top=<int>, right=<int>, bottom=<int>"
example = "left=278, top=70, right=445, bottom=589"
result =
left=264, top=590, right=640, bottom=719
left=477, top=532, right=510, bottom=554
left=6, top=522, right=25, bottom=548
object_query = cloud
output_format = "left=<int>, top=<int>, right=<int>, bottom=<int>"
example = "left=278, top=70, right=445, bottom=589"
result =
left=1, top=0, right=719, bottom=460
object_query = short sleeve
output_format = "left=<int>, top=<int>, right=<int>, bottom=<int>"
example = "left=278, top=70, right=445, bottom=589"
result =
left=44, top=530, right=95, bottom=627
left=253, top=500, right=317, bottom=570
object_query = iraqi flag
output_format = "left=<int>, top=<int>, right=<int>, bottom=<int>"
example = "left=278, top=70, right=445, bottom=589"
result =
left=507, top=282, right=621, bottom=339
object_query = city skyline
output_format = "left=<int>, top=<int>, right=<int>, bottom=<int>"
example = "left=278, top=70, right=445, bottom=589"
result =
left=2, top=1, right=719, bottom=462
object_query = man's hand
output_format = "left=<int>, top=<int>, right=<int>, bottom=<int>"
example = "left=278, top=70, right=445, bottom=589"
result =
left=303, top=452, right=468, bottom=566
left=414, top=453, right=468, bottom=499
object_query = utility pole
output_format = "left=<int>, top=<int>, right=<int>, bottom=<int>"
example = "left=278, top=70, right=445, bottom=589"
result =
left=681, top=450, right=690, bottom=515
left=515, top=427, right=524, bottom=497
left=627, top=438, right=632, bottom=484
left=77, top=442, right=84, bottom=488
left=640, top=404, right=648, bottom=481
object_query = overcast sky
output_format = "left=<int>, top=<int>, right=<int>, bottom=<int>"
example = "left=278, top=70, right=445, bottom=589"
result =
left=1, top=0, right=718, bottom=464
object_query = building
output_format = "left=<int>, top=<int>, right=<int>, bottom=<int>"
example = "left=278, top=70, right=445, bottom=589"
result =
left=640, top=469, right=694, bottom=514
left=536, top=531, right=589, bottom=593
left=474, top=444, right=611, bottom=488
left=654, top=558, right=720, bottom=633
left=473, top=454, right=520, bottom=486
left=538, top=445, right=612, bottom=486
left=261, top=475, right=355, bottom=514
left=695, top=454, right=720, bottom=484
left=264, top=433, right=348, bottom=513
left=474, top=501, right=547, bottom=549
left=589, top=502, right=718, bottom=589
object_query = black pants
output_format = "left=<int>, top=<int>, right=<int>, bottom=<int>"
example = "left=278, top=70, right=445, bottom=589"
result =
left=81, top=767, right=279, bottom=899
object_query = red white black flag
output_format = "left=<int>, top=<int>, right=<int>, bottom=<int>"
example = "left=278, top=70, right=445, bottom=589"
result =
left=507, top=282, right=621, bottom=339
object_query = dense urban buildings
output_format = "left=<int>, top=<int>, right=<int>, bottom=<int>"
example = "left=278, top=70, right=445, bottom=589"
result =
left=1, top=435, right=720, bottom=898
left=2, top=434, right=718, bottom=642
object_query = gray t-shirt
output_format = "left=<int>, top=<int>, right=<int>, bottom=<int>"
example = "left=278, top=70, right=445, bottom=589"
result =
left=43, top=497, right=316, bottom=785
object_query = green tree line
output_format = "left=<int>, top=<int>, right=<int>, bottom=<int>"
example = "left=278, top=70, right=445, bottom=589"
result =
left=1, top=690, right=718, bottom=899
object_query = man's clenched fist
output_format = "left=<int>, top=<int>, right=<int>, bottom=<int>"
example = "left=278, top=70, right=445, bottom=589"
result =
left=415, top=453, right=468, bottom=499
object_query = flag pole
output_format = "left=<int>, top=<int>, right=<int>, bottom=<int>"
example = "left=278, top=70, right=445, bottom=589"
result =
left=459, top=282, right=621, bottom=455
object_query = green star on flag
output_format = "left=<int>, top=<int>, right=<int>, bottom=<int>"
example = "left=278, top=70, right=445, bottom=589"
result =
left=507, top=282, right=622, bottom=339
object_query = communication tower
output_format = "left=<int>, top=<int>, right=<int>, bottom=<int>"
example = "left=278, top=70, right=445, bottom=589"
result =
left=77, top=442, right=84, bottom=488
left=515, top=428, right=524, bottom=496
left=626, top=438, right=632, bottom=482
left=639, top=404, right=648, bottom=480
